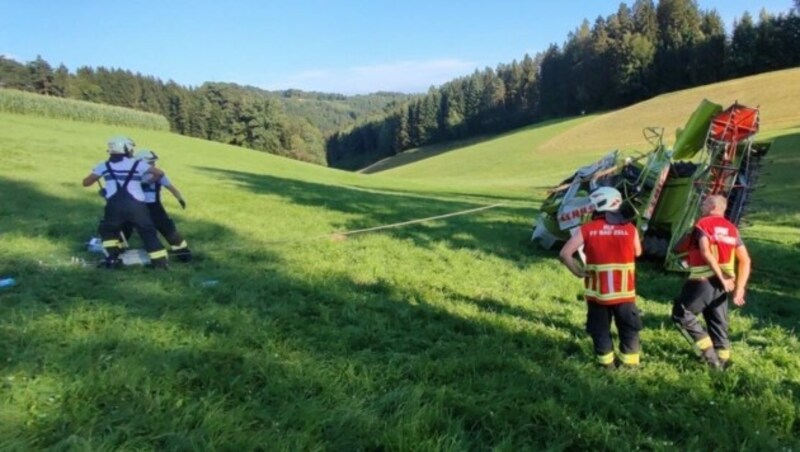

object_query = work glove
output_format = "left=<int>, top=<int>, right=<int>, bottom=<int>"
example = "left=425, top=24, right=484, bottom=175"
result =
left=179, top=199, right=187, bottom=209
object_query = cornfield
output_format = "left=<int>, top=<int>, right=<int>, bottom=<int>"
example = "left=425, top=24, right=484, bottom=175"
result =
left=0, top=89, right=169, bottom=131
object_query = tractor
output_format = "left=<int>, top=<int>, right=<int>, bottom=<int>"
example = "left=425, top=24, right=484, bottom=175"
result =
left=531, top=99, right=769, bottom=271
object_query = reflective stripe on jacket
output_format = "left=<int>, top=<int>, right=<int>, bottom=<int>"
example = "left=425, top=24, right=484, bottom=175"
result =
left=687, top=215, right=740, bottom=280
left=580, top=219, right=637, bottom=305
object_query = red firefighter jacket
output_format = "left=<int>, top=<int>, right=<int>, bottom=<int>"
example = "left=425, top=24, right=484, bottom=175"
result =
left=687, top=215, right=741, bottom=280
left=580, top=219, right=637, bottom=305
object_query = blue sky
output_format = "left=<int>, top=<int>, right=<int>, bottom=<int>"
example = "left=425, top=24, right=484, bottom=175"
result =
left=0, top=1, right=794, bottom=95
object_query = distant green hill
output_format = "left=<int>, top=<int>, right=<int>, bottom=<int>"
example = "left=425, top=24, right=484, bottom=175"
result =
left=208, top=83, right=414, bottom=135
left=278, top=90, right=415, bottom=135
left=0, top=56, right=414, bottom=166
left=369, top=68, right=800, bottom=198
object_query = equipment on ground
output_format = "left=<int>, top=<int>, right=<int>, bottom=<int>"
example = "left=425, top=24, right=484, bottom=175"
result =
left=87, top=229, right=152, bottom=267
left=531, top=99, right=768, bottom=271
left=119, top=249, right=151, bottom=266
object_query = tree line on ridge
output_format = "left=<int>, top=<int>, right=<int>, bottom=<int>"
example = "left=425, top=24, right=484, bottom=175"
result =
left=1, top=0, right=798, bottom=169
left=327, top=1, right=800, bottom=169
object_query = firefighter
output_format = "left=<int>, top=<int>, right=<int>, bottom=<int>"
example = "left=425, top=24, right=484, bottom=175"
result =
left=559, top=187, right=643, bottom=369
left=82, top=137, right=169, bottom=269
left=671, top=194, right=751, bottom=369
left=130, top=149, right=192, bottom=262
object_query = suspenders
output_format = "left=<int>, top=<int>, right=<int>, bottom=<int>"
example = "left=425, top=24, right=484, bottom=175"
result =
left=105, top=160, right=141, bottom=195
left=142, top=180, right=162, bottom=203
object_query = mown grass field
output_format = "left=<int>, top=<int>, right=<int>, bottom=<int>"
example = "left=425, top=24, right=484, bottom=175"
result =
left=1, top=70, right=799, bottom=450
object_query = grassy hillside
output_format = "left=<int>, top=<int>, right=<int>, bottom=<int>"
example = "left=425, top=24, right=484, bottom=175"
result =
left=373, top=117, right=596, bottom=198
left=375, top=68, right=800, bottom=197
left=539, top=67, right=800, bottom=154
left=0, top=87, right=798, bottom=451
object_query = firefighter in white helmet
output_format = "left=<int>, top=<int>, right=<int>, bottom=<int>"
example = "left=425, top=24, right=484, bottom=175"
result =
left=559, top=186, right=643, bottom=369
left=82, top=136, right=169, bottom=268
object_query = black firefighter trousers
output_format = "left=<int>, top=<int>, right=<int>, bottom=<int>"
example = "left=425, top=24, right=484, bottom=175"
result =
left=121, top=202, right=190, bottom=261
left=586, top=301, right=642, bottom=366
left=100, top=192, right=168, bottom=264
left=671, top=277, right=731, bottom=363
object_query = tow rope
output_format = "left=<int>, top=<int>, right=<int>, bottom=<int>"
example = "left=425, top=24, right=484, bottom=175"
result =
left=20, top=202, right=509, bottom=269
left=255, top=202, right=507, bottom=245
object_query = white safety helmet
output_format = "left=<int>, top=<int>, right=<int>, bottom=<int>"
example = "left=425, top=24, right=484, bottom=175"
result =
left=134, top=149, right=159, bottom=163
left=589, top=186, right=623, bottom=212
left=107, top=135, right=136, bottom=155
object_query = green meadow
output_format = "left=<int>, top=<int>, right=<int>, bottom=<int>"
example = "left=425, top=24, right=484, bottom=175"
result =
left=0, top=69, right=798, bottom=450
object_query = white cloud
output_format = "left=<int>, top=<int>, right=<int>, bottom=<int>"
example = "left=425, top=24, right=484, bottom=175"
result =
left=261, top=58, right=478, bottom=95
left=0, top=52, right=22, bottom=62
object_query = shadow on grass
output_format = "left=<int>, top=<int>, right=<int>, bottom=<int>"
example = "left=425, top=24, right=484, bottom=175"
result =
left=738, top=238, right=800, bottom=332
left=0, top=177, right=236, bottom=263
left=0, top=176, right=797, bottom=449
left=196, top=167, right=543, bottom=264
left=633, top=239, right=799, bottom=334
left=3, top=259, right=796, bottom=450
left=444, top=290, right=589, bottom=339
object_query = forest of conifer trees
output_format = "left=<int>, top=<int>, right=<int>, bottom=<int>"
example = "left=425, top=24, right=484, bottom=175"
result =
left=327, top=1, right=800, bottom=169
left=0, top=59, right=408, bottom=165
left=2, top=0, right=798, bottom=169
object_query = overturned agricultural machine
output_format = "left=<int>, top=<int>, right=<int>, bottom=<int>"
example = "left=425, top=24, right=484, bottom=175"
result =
left=531, top=99, right=769, bottom=271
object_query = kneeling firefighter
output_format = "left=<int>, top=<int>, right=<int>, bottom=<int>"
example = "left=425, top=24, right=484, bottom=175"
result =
left=127, top=149, right=192, bottom=262
left=559, top=187, right=643, bottom=368
left=82, top=136, right=169, bottom=268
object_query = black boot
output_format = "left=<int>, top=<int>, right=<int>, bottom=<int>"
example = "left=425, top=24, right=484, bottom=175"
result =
left=701, top=347, right=721, bottom=370
left=97, top=248, right=122, bottom=269
left=97, top=256, right=123, bottom=269
left=169, top=247, right=192, bottom=263
left=148, top=257, right=169, bottom=270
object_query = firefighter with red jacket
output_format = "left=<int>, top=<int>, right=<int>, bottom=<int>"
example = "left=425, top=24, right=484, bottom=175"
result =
left=672, top=194, right=751, bottom=369
left=560, top=187, right=643, bottom=369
